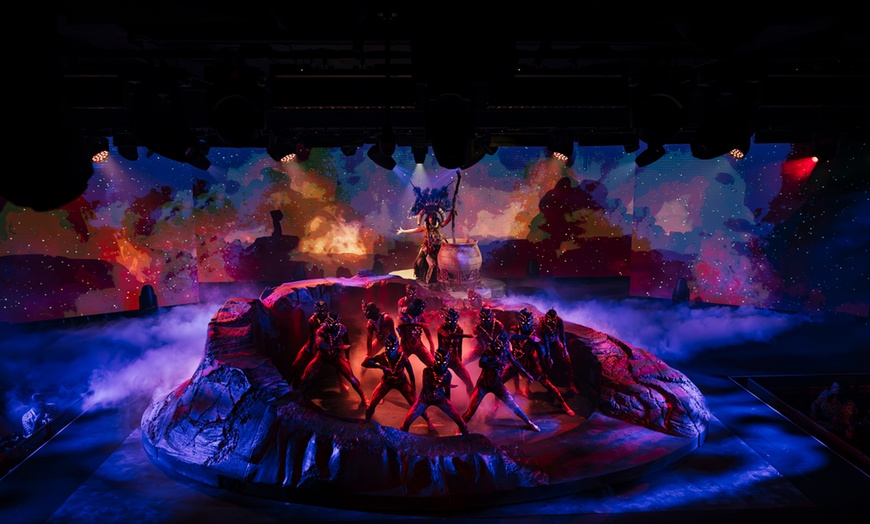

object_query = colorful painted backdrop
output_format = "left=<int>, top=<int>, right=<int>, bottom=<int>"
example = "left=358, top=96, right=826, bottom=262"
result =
left=1, top=140, right=866, bottom=323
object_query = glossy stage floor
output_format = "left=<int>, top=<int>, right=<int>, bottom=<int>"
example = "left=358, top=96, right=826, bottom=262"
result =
left=2, top=277, right=868, bottom=523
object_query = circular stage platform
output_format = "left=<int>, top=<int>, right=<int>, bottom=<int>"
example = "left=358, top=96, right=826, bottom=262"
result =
left=140, top=275, right=709, bottom=513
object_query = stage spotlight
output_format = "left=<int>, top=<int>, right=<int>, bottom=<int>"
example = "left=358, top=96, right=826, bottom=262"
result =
left=130, top=72, right=211, bottom=170
left=546, top=134, right=575, bottom=167
left=631, top=90, right=686, bottom=167
left=691, top=82, right=758, bottom=161
left=432, top=137, right=469, bottom=170
left=460, top=135, right=497, bottom=170
left=412, top=145, right=428, bottom=165
left=635, top=144, right=667, bottom=167
left=184, top=139, right=211, bottom=170
left=691, top=128, right=753, bottom=160
left=367, top=143, right=396, bottom=170
left=134, top=113, right=212, bottom=169
left=367, top=129, right=397, bottom=170
left=0, top=118, right=93, bottom=211
left=269, top=143, right=310, bottom=163
left=267, top=140, right=303, bottom=163
left=88, top=136, right=109, bottom=163
left=427, top=94, right=474, bottom=169
left=634, top=93, right=685, bottom=141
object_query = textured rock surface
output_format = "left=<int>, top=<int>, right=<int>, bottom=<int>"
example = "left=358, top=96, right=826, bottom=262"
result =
left=567, top=325, right=710, bottom=438
left=141, top=275, right=709, bottom=507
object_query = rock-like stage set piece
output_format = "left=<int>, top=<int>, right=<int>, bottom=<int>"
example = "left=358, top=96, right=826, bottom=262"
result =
left=141, top=275, right=710, bottom=512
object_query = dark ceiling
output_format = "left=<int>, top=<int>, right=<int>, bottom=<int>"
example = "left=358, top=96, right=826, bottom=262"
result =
left=46, top=3, right=870, bottom=152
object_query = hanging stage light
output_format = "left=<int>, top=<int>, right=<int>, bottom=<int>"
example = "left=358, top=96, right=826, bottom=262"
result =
left=87, top=136, right=109, bottom=163
left=367, top=128, right=397, bottom=170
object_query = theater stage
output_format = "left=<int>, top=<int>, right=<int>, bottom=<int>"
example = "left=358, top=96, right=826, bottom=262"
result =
left=1, top=277, right=868, bottom=523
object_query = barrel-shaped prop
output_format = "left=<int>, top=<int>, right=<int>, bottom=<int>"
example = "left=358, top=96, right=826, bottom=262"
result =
left=437, top=237, right=482, bottom=290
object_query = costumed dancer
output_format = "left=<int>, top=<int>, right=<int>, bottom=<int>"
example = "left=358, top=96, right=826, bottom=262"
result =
left=395, top=183, right=456, bottom=285
left=494, top=308, right=575, bottom=417
left=363, top=333, right=435, bottom=431
left=396, top=296, right=436, bottom=368
left=290, top=300, right=347, bottom=392
left=462, top=337, right=541, bottom=432
left=397, top=282, right=419, bottom=318
left=361, top=300, right=397, bottom=378
left=539, top=308, right=579, bottom=394
left=401, top=346, right=469, bottom=436
left=436, top=306, right=475, bottom=397
left=298, top=313, right=368, bottom=409
left=21, top=393, right=59, bottom=438
left=465, top=288, right=484, bottom=311
left=465, top=305, right=509, bottom=365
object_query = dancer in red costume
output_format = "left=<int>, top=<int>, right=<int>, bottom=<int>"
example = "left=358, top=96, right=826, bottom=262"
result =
left=289, top=300, right=347, bottom=392
left=539, top=307, right=579, bottom=394
left=402, top=346, right=469, bottom=435
left=298, top=313, right=368, bottom=409
left=494, top=308, right=575, bottom=417
left=363, top=333, right=434, bottom=431
left=465, top=305, right=509, bottom=365
left=396, top=283, right=418, bottom=318
left=435, top=307, right=475, bottom=397
left=462, top=337, right=540, bottom=432
left=361, top=300, right=397, bottom=378
left=396, top=296, right=436, bottom=368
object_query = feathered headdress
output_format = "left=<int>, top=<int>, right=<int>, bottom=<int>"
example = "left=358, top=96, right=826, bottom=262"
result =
left=408, top=184, right=453, bottom=224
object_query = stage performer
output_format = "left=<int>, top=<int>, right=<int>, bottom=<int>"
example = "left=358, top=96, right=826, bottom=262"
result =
left=361, top=301, right=397, bottom=377
left=465, top=305, right=509, bottom=364
left=539, top=307, right=579, bottom=394
left=21, top=392, right=59, bottom=438
left=289, top=301, right=347, bottom=392
left=465, top=288, right=484, bottom=311
left=396, top=296, right=436, bottom=368
left=401, top=347, right=469, bottom=435
left=494, top=308, right=575, bottom=417
left=397, top=282, right=419, bottom=318
left=396, top=184, right=456, bottom=285
left=462, top=337, right=540, bottom=432
left=436, top=307, right=475, bottom=396
left=298, top=313, right=368, bottom=409
left=362, top=333, right=435, bottom=431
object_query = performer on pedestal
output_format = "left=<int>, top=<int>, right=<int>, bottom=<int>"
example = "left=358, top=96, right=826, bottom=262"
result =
left=395, top=183, right=458, bottom=285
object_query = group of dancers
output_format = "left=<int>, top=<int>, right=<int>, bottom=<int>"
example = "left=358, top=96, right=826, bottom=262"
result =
left=287, top=283, right=579, bottom=435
